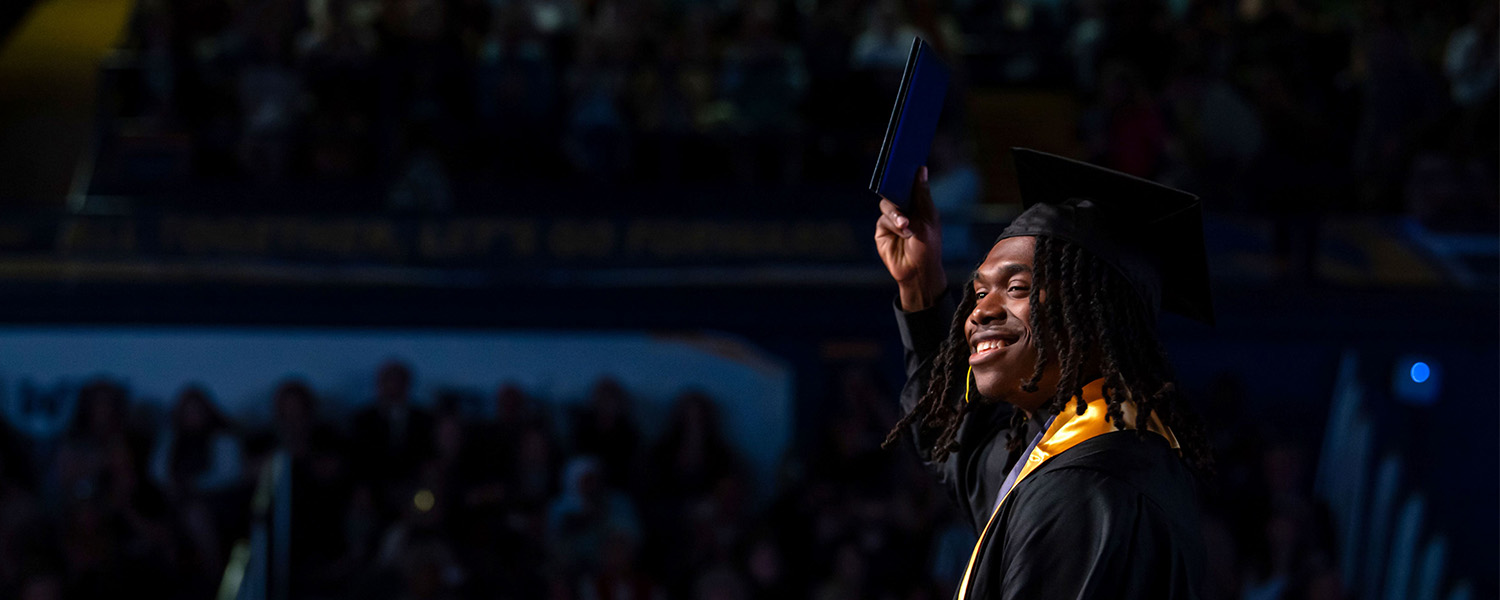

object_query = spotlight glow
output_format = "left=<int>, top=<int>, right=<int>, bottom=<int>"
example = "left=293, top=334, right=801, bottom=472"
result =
left=414, top=489, right=435, bottom=512
left=1410, top=362, right=1430, bottom=383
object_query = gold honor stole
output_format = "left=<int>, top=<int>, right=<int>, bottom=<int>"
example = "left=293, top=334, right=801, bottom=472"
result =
left=954, top=378, right=1179, bottom=599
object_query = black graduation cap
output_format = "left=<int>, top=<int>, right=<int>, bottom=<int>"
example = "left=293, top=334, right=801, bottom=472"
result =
left=996, top=148, right=1215, bottom=327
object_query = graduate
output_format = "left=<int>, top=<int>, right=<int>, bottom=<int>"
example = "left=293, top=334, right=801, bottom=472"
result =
left=873, top=148, right=1216, bottom=599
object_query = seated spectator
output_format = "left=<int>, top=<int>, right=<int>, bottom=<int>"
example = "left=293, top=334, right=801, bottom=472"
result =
left=74, top=439, right=181, bottom=597
left=15, top=573, right=64, bottom=600
left=387, top=127, right=455, bottom=213
left=456, top=384, right=538, bottom=513
left=147, top=384, right=244, bottom=582
left=0, top=420, right=44, bottom=599
left=295, top=0, right=375, bottom=69
left=271, top=379, right=325, bottom=460
left=148, top=385, right=242, bottom=500
left=693, top=563, right=748, bottom=600
left=578, top=530, right=660, bottom=600
left=51, top=380, right=140, bottom=509
left=0, top=415, right=34, bottom=492
left=509, top=424, right=561, bottom=511
left=495, top=383, right=545, bottom=434
left=475, top=5, right=563, bottom=179
left=570, top=378, right=641, bottom=492
left=564, top=31, right=632, bottom=180
left=741, top=534, right=793, bottom=599
left=374, top=472, right=466, bottom=600
left=813, top=542, right=866, bottom=600
left=548, top=456, right=641, bottom=575
left=236, top=26, right=303, bottom=183
left=1083, top=60, right=1168, bottom=178
left=647, top=390, right=741, bottom=503
left=1442, top=3, right=1498, bottom=111
left=394, top=540, right=464, bottom=600
left=719, top=2, right=807, bottom=183
left=927, top=132, right=983, bottom=258
left=351, top=360, right=435, bottom=504
left=289, top=427, right=368, bottom=595
left=850, top=0, right=921, bottom=73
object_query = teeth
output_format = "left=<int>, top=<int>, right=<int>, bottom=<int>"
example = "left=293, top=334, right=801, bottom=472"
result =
left=974, top=339, right=1008, bottom=353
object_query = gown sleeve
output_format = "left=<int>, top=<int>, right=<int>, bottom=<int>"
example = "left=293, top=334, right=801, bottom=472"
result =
left=893, top=293, right=1020, bottom=535
left=995, top=467, right=1201, bottom=600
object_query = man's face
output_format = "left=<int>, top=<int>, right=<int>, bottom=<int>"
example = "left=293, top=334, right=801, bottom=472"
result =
left=964, top=236, right=1059, bottom=412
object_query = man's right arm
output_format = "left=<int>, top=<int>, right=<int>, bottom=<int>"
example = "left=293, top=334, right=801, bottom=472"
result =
left=878, top=166, right=1020, bottom=533
left=895, top=290, right=956, bottom=381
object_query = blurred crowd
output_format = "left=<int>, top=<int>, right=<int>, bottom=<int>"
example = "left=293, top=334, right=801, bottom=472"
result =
left=109, top=0, right=1497, bottom=219
left=0, top=359, right=1339, bottom=600
left=117, top=0, right=919, bottom=204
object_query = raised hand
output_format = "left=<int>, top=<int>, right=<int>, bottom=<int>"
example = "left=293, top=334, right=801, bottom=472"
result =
left=875, top=166, right=947, bottom=311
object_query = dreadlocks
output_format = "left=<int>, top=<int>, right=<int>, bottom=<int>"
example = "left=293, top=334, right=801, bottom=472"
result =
left=881, top=235, right=1215, bottom=478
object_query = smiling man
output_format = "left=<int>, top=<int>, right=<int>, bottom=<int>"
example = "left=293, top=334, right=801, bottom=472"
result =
left=874, top=148, right=1215, bottom=600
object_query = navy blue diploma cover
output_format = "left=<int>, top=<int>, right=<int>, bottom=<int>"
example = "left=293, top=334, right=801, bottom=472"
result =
left=869, top=37, right=951, bottom=208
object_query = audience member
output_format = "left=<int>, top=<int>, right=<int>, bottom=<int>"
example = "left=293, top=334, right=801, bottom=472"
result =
left=351, top=360, right=436, bottom=504
left=148, top=384, right=243, bottom=499
left=571, top=378, right=642, bottom=493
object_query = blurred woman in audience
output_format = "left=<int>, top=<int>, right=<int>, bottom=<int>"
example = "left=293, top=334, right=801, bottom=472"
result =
left=649, top=390, right=740, bottom=502
left=572, top=378, right=641, bottom=492
left=272, top=379, right=321, bottom=459
left=148, top=385, right=244, bottom=584
left=51, top=380, right=138, bottom=509
left=148, top=385, right=242, bottom=500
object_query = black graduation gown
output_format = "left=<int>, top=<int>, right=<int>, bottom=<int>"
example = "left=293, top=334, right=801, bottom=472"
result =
left=895, top=295, right=1206, bottom=600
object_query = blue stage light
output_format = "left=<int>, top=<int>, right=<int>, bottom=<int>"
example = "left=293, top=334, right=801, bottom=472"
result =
left=1410, top=362, right=1430, bottom=383
left=1392, top=356, right=1439, bottom=406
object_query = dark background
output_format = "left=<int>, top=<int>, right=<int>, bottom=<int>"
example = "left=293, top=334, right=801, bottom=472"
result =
left=0, top=0, right=1494, bottom=598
